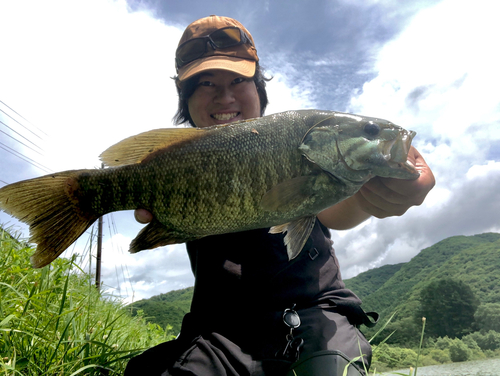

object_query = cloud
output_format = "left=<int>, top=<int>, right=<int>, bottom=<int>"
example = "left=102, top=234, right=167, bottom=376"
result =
left=2, top=0, right=499, bottom=302
left=0, top=0, right=182, bottom=174
left=99, top=231, right=193, bottom=303
left=265, top=58, right=318, bottom=114
left=335, top=0, right=500, bottom=278
left=0, top=0, right=187, bottom=301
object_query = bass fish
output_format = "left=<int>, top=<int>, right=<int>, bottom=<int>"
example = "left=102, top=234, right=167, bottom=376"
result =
left=0, top=110, right=419, bottom=268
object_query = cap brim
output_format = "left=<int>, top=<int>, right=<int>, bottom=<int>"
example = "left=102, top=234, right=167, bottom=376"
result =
left=178, top=56, right=256, bottom=82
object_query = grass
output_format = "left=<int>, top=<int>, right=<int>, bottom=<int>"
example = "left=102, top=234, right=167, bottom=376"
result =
left=341, top=311, right=427, bottom=376
left=2, top=226, right=497, bottom=375
left=0, top=227, right=175, bottom=375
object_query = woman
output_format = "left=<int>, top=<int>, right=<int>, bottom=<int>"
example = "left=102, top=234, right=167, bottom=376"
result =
left=126, top=15, right=435, bottom=376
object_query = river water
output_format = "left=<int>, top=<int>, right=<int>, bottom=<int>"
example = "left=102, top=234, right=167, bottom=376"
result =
left=382, top=358, right=500, bottom=376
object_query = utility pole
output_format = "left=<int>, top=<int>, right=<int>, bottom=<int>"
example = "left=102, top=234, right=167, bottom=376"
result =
left=95, top=163, right=104, bottom=289
left=95, top=215, right=103, bottom=288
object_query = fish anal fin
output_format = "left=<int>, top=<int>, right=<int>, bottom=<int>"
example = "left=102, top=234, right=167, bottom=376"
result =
left=270, top=216, right=316, bottom=260
left=100, top=128, right=202, bottom=167
left=260, top=176, right=315, bottom=212
left=129, top=220, right=190, bottom=253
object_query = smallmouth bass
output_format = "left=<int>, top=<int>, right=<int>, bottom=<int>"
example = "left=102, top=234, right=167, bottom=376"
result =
left=0, top=110, right=419, bottom=268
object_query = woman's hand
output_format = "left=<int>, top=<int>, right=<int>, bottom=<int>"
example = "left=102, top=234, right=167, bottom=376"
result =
left=318, top=146, right=435, bottom=229
left=353, top=146, right=435, bottom=218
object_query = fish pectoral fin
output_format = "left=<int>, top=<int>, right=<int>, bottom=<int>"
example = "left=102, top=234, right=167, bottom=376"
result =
left=260, top=176, right=315, bottom=212
left=100, top=128, right=202, bottom=167
left=129, top=220, right=188, bottom=253
left=270, top=216, right=316, bottom=260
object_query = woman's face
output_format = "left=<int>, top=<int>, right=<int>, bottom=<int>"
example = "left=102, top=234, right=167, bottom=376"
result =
left=188, top=70, right=261, bottom=128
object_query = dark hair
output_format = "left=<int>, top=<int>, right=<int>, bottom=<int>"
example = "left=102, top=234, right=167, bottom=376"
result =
left=173, top=62, right=272, bottom=127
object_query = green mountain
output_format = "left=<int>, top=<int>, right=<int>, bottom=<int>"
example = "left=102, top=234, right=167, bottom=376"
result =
left=344, top=262, right=404, bottom=299
left=344, top=232, right=500, bottom=343
left=345, top=233, right=500, bottom=317
left=129, top=233, right=500, bottom=342
left=128, top=286, right=193, bottom=334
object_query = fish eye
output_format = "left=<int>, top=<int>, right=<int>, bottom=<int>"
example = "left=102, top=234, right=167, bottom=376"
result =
left=364, top=122, right=380, bottom=136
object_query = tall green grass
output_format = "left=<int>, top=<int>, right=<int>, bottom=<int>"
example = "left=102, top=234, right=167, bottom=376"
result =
left=346, top=311, right=427, bottom=375
left=0, top=227, right=175, bottom=375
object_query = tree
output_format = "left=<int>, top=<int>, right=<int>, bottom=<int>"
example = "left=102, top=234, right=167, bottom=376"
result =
left=474, top=303, right=500, bottom=333
left=449, top=338, right=472, bottom=362
left=417, top=278, right=479, bottom=338
left=464, top=330, right=500, bottom=351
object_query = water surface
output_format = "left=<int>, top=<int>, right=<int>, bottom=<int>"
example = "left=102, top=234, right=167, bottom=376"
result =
left=382, top=358, right=500, bottom=376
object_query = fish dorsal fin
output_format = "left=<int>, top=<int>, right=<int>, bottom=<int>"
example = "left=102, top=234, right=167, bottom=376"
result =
left=270, top=216, right=316, bottom=260
left=100, top=127, right=202, bottom=166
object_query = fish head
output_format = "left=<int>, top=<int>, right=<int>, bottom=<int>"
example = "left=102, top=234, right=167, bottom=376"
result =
left=299, top=112, right=420, bottom=184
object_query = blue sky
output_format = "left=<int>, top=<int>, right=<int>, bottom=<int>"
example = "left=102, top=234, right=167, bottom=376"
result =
left=1, top=0, right=499, bottom=303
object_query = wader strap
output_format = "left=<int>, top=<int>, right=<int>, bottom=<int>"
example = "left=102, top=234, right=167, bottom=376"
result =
left=330, top=298, right=379, bottom=328
left=361, top=311, right=379, bottom=328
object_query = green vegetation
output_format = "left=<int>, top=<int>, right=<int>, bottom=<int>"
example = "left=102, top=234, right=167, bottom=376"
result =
left=0, top=227, right=175, bottom=375
left=3, top=225, right=499, bottom=374
left=128, top=287, right=193, bottom=335
left=343, top=263, right=404, bottom=299
left=344, top=233, right=500, bottom=372
left=416, top=278, right=479, bottom=338
left=344, top=233, right=500, bottom=343
left=127, top=232, right=500, bottom=372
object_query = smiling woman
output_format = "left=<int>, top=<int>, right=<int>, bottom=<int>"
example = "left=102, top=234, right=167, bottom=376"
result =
left=173, top=64, right=271, bottom=127
left=187, top=71, right=261, bottom=127
left=124, top=14, right=435, bottom=376
left=0, top=5, right=437, bottom=375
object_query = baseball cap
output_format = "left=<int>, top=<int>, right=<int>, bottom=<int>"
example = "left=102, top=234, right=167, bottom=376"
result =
left=176, top=15, right=259, bottom=82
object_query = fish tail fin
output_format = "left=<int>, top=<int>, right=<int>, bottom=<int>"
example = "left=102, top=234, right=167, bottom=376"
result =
left=0, top=172, right=98, bottom=268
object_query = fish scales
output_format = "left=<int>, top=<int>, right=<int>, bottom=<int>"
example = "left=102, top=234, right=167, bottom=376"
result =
left=145, top=111, right=311, bottom=233
left=65, top=112, right=310, bottom=234
left=0, top=110, right=419, bottom=267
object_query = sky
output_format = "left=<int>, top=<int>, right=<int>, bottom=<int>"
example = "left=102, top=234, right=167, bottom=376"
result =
left=1, top=0, right=499, bottom=303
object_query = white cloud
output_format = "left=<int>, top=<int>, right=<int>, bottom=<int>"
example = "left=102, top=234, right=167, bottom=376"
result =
left=0, top=0, right=182, bottom=173
left=466, top=161, right=500, bottom=180
left=97, top=217, right=193, bottom=303
left=0, top=0, right=188, bottom=301
left=2, top=0, right=499, bottom=302
left=348, top=0, right=500, bottom=137
left=266, top=61, right=317, bottom=114
left=0, top=0, right=327, bottom=303
left=335, top=0, right=500, bottom=277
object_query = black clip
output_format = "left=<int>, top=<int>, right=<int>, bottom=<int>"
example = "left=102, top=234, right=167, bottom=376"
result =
left=283, top=306, right=301, bottom=329
left=276, top=304, right=303, bottom=362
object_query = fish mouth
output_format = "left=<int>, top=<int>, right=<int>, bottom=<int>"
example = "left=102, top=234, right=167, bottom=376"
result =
left=335, top=129, right=419, bottom=183
left=383, top=130, right=419, bottom=177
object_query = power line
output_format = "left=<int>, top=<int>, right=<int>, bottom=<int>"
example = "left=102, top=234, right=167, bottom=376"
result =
left=0, top=119, right=44, bottom=153
left=107, top=213, right=134, bottom=298
left=0, top=107, right=45, bottom=142
left=0, top=127, right=44, bottom=156
left=0, top=142, right=52, bottom=173
left=0, top=100, right=52, bottom=177
left=0, top=100, right=48, bottom=137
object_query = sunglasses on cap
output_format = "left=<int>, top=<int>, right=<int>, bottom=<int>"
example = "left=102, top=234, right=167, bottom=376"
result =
left=175, top=26, right=254, bottom=71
